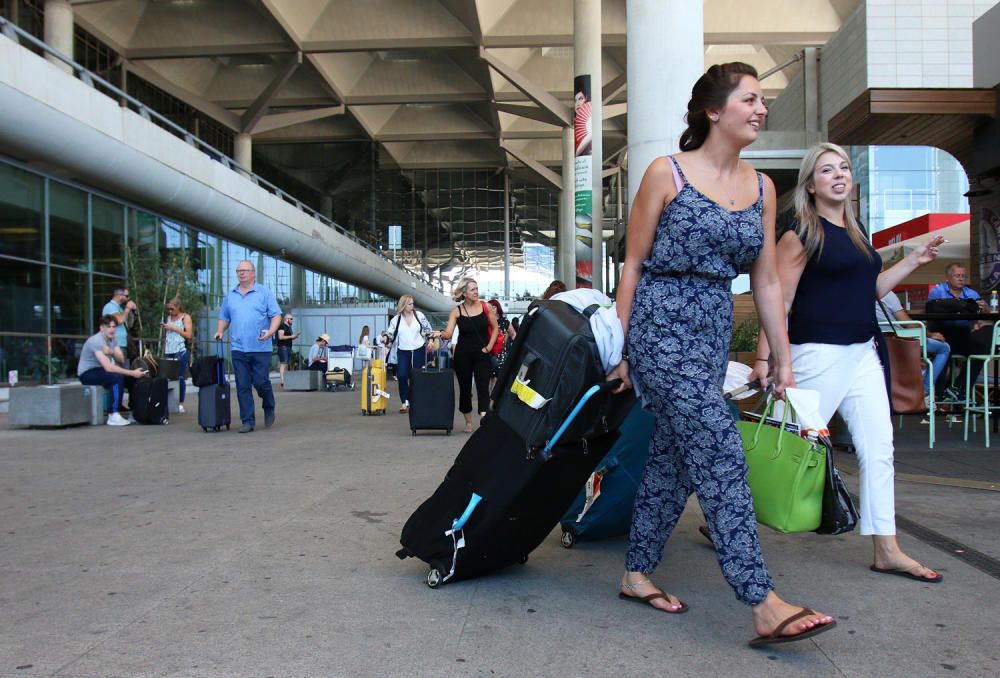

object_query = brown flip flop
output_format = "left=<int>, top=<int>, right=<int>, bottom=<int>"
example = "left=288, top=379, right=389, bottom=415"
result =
left=748, top=608, right=836, bottom=648
left=618, top=591, right=689, bottom=614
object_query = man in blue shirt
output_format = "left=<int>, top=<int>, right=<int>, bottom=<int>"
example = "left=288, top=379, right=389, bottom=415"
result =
left=926, top=262, right=992, bottom=397
left=215, top=260, right=282, bottom=433
left=101, top=287, right=136, bottom=355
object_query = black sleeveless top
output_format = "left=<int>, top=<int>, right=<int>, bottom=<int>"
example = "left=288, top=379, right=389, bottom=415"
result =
left=782, top=217, right=881, bottom=345
left=456, top=303, right=489, bottom=353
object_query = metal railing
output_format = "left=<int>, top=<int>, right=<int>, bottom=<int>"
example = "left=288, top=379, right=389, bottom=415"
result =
left=0, top=16, right=430, bottom=288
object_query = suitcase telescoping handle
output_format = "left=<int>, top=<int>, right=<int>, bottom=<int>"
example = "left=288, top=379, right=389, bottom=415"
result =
left=215, top=338, right=226, bottom=385
left=541, top=379, right=623, bottom=458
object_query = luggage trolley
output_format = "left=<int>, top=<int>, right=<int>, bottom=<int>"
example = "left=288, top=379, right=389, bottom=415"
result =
left=324, top=344, right=355, bottom=391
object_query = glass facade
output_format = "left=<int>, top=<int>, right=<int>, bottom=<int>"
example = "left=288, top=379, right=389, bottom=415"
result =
left=0, top=156, right=394, bottom=385
left=852, top=146, right=970, bottom=235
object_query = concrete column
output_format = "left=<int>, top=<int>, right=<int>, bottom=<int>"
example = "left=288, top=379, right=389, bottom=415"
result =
left=503, top=170, right=511, bottom=299
left=319, top=195, right=334, bottom=221
left=627, top=0, right=703, bottom=207
left=560, top=126, right=575, bottom=286
left=234, top=133, right=253, bottom=173
left=803, top=47, right=820, bottom=140
left=44, top=0, right=74, bottom=75
left=575, top=0, right=602, bottom=292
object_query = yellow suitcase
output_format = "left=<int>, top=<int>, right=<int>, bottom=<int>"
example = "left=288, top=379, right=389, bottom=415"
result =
left=361, top=359, right=389, bottom=415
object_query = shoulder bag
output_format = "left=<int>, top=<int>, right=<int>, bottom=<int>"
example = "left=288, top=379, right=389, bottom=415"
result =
left=877, top=299, right=925, bottom=414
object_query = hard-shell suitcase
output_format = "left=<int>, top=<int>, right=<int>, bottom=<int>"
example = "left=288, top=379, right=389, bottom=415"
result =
left=558, top=402, right=654, bottom=547
left=492, top=299, right=633, bottom=454
left=397, top=381, right=626, bottom=587
left=130, top=376, right=169, bottom=425
left=361, top=358, right=389, bottom=415
left=409, top=349, right=455, bottom=435
left=198, top=340, right=231, bottom=432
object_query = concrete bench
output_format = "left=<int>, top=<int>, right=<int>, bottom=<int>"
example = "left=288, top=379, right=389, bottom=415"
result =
left=284, top=370, right=321, bottom=391
left=9, top=384, right=104, bottom=428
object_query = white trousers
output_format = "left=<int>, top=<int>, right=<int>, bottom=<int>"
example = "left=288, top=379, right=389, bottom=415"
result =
left=790, top=341, right=896, bottom=535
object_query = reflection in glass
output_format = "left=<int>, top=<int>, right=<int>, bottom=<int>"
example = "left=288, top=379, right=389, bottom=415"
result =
left=50, top=267, right=90, bottom=337
left=92, top=197, right=124, bottom=275
left=0, top=258, right=47, bottom=333
left=0, top=164, right=44, bottom=261
left=49, top=182, right=88, bottom=268
left=0, top=336, right=47, bottom=385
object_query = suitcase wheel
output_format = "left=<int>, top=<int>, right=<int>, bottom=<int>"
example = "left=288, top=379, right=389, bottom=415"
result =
left=519, top=555, right=529, bottom=564
left=160, top=417, right=169, bottom=425
left=412, top=430, right=416, bottom=436
left=226, top=424, right=230, bottom=431
left=426, top=564, right=445, bottom=589
left=560, top=529, right=577, bottom=549
left=202, top=426, right=209, bottom=432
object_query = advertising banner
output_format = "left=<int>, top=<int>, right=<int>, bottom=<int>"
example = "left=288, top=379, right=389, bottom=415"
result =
left=574, top=74, right=593, bottom=288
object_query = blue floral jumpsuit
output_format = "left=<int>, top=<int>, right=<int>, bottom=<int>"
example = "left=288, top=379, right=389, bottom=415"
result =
left=625, top=157, right=774, bottom=606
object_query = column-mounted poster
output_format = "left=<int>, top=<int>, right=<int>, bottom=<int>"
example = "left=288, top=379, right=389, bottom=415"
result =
left=574, top=74, right=593, bottom=288
left=980, top=206, right=1000, bottom=290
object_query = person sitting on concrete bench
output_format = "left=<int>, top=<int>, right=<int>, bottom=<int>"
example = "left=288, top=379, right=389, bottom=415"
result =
left=307, top=334, right=330, bottom=371
left=77, top=314, right=148, bottom=426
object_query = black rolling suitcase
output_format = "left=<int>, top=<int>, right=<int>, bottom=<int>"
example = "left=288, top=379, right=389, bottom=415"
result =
left=198, top=340, right=231, bottom=432
left=397, top=381, right=625, bottom=587
left=130, top=376, right=169, bottom=425
left=408, top=348, right=455, bottom=435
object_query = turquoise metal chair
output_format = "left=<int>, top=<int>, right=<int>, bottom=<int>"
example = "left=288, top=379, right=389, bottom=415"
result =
left=963, top=322, right=1000, bottom=446
left=879, top=320, right=935, bottom=449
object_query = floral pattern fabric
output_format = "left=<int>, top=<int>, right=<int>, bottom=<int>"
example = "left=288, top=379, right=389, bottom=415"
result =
left=624, top=158, right=773, bottom=606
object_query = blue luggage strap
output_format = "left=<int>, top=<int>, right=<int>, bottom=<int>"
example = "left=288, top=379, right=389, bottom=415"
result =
left=540, top=379, right=622, bottom=460
left=442, top=492, right=482, bottom=583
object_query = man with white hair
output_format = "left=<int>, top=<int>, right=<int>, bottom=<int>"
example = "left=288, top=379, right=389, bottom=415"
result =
left=215, top=260, right=282, bottom=433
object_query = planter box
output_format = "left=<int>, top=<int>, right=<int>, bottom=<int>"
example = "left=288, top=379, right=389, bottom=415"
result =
left=10, top=384, right=97, bottom=428
left=284, top=370, right=320, bottom=391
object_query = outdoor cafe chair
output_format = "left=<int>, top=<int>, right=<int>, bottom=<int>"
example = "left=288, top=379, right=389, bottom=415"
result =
left=963, top=321, right=1000, bottom=447
left=879, top=319, right=936, bottom=449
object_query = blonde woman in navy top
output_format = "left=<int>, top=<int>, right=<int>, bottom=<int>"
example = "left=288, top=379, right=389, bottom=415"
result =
left=754, top=142, right=944, bottom=583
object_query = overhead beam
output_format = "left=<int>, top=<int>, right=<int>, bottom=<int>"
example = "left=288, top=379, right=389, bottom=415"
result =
left=602, top=73, right=626, bottom=104
left=501, top=142, right=562, bottom=190
left=494, top=102, right=565, bottom=127
left=123, top=59, right=241, bottom=131
left=252, top=105, right=346, bottom=134
left=479, top=47, right=572, bottom=127
left=126, top=44, right=294, bottom=60
left=241, top=52, right=303, bottom=133
left=604, top=102, right=626, bottom=120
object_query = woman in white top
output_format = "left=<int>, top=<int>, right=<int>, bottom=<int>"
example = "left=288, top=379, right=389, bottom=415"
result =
left=357, top=325, right=372, bottom=371
left=161, top=296, right=193, bottom=412
left=387, top=294, right=432, bottom=413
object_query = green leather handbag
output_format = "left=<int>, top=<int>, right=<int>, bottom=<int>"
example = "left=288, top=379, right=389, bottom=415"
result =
left=736, top=398, right=827, bottom=533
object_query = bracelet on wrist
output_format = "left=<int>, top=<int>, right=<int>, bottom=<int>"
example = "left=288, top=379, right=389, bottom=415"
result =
left=754, top=357, right=769, bottom=363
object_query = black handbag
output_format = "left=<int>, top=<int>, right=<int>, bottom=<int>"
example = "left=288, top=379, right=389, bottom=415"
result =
left=814, top=444, right=859, bottom=535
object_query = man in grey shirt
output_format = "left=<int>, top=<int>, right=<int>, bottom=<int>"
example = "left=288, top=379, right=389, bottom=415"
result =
left=77, top=315, right=147, bottom=426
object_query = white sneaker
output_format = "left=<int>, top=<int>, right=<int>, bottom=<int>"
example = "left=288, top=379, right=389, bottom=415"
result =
left=178, top=404, right=185, bottom=413
left=107, top=412, right=131, bottom=426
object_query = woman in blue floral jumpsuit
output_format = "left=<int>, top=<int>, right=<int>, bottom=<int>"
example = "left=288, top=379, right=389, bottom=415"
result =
left=608, top=62, right=836, bottom=647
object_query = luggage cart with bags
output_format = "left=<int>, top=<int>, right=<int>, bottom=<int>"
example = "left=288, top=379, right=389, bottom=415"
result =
left=325, top=344, right=355, bottom=391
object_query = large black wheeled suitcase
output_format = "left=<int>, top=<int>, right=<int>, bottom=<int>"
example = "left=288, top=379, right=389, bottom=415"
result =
left=408, top=349, right=455, bottom=435
left=130, top=376, right=169, bottom=425
left=397, top=381, right=626, bottom=587
left=198, top=340, right=231, bottom=432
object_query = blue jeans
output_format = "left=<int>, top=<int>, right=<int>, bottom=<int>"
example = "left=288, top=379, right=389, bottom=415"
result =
left=231, top=350, right=275, bottom=427
left=396, top=347, right=427, bottom=404
left=925, top=337, right=950, bottom=396
left=164, top=349, right=189, bottom=403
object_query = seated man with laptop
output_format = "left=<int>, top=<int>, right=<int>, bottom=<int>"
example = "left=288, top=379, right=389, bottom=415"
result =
left=926, top=262, right=994, bottom=396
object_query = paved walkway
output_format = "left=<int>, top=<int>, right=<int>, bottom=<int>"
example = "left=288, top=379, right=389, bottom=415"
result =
left=1, top=380, right=998, bottom=677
